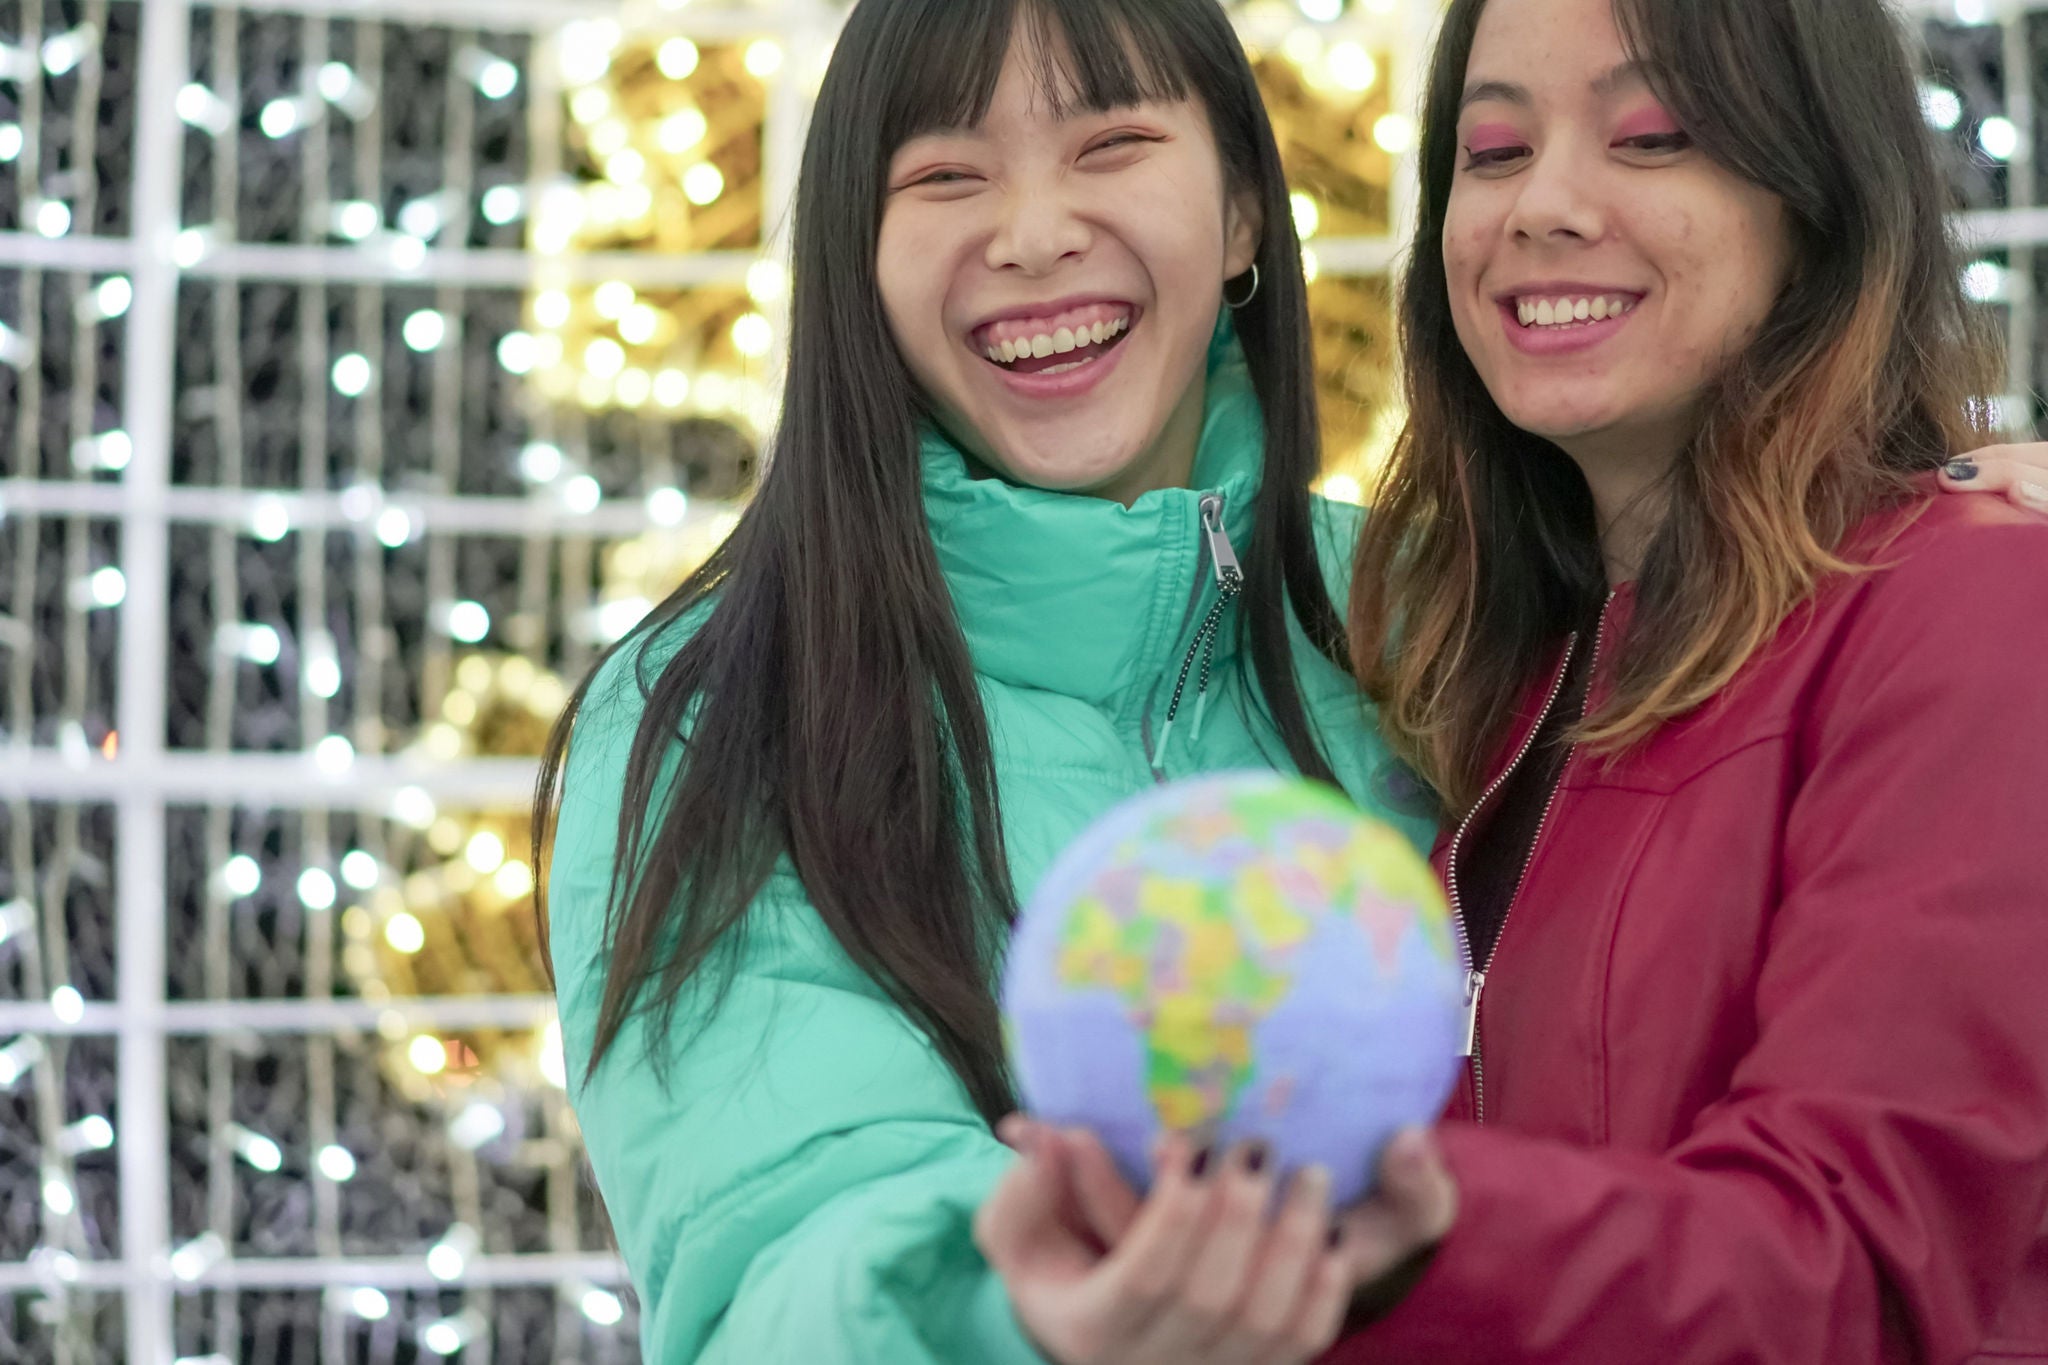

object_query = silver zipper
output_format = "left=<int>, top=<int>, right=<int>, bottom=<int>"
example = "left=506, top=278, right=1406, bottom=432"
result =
left=1446, top=591, right=1617, bottom=1124
left=1147, top=494, right=1241, bottom=774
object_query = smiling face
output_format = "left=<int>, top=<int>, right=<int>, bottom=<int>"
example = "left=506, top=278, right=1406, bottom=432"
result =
left=1445, top=0, right=1793, bottom=480
left=876, top=37, right=1260, bottom=505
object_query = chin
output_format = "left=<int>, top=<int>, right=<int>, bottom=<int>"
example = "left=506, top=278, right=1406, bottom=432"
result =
left=989, top=434, right=1144, bottom=493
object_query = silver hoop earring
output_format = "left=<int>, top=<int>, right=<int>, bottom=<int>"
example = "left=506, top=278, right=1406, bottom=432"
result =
left=1223, top=263, right=1260, bottom=309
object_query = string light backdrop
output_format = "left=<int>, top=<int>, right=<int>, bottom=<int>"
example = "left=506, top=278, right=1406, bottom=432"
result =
left=0, top=0, right=2031, bottom=1360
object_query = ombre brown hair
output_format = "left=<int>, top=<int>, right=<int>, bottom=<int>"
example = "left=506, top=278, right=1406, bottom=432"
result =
left=1352, top=0, right=2002, bottom=809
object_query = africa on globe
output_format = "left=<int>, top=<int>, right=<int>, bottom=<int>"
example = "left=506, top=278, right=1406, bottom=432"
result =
left=1002, top=772, right=1463, bottom=1207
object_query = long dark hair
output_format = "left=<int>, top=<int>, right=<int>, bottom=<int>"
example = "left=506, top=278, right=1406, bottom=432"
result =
left=1351, top=0, right=2000, bottom=808
left=535, top=0, right=1343, bottom=1123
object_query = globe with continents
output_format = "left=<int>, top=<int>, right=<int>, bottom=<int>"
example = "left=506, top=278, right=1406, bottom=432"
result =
left=1003, top=772, right=1463, bottom=1207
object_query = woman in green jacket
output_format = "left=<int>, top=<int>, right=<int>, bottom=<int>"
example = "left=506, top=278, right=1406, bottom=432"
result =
left=539, top=0, right=2048, bottom=1360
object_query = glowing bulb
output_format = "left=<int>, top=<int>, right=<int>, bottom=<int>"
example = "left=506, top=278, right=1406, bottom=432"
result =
left=731, top=313, right=774, bottom=358
left=93, top=276, right=133, bottom=319
left=340, top=851, right=379, bottom=890
left=374, top=507, right=412, bottom=549
left=34, top=199, right=72, bottom=238
left=683, top=162, right=725, bottom=205
left=654, top=369, right=691, bottom=408
left=465, top=831, right=507, bottom=875
left=223, top=855, right=261, bottom=897
left=298, top=868, right=337, bottom=910
left=43, top=1173, right=76, bottom=1216
left=616, top=368, right=652, bottom=408
left=564, top=474, right=603, bottom=514
left=447, top=601, right=490, bottom=643
left=316, top=1144, right=357, bottom=1181
left=0, top=124, right=21, bottom=161
left=1297, top=0, right=1343, bottom=20
left=170, top=1233, right=226, bottom=1282
left=240, top=623, right=282, bottom=665
left=335, top=200, right=379, bottom=240
left=497, top=331, right=538, bottom=374
left=65, top=1115, right=114, bottom=1152
left=1963, top=260, right=2007, bottom=302
left=391, top=787, right=436, bottom=830
left=493, top=859, right=535, bottom=899
left=259, top=98, right=303, bottom=139
left=647, top=486, right=689, bottom=525
left=619, top=303, right=660, bottom=345
left=1922, top=85, right=1964, bottom=132
left=606, top=149, right=646, bottom=184
left=746, top=259, right=789, bottom=305
left=519, top=442, right=564, bottom=483
left=51, top=985, right=84, bottom=1024
left=409, top=1034, right=448, bottom=1074
left=660, top=106, right=708, bottom=154
left=1373, top=113, right=1419, bottom=154
left=585, top=337, right=626, bottom=379
left=314, top=735, right=355, bottom=774
left=384, top=911, right=426, bottom=954
left=476, top=58, right=519, bottom=100
left=350, top=1288, right=390, bottom=1321
left=332, top=353, right=373, bottom=396
left=173, top=227, right=211, bottom=268
left=1326, top=42, right=1376, bottom=93
left=580, top=1288, right=624, bottom=1326
left=1980, top=116, right=2020, bottom=161
left=403, top=309, right=448, bottom=352
left=448, top=1100, right=507, bottom=1150
left=88, top=567, right=126, bottom=608
left=251, top=495, right=291, bottom=542
left=534, top=289, right=572, bottom=328
left=657, top=37, right=700, bottom=79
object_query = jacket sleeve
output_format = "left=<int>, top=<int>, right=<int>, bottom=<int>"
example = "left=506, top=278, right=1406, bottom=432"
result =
left=548, top=643, right=1047, bottom=1365
left=1342, top=517, right=2048, bottom=1364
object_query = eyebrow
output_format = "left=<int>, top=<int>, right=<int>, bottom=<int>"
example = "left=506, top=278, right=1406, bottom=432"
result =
left=1459, top=60, right=1651, bottom=112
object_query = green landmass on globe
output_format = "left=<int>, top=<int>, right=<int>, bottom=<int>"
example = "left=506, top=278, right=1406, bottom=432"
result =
left=1052, top=780, right=1451, bottom=1135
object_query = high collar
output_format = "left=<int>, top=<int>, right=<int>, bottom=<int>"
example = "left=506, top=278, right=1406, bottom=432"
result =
left=922, top=315, right=1264, bottom=712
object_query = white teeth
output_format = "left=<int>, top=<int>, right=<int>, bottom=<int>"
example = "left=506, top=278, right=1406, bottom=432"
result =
left=1053, top=327, right=1077, bottom=353
left=982, top=313, right=1132, bottom=366
left=1515, top=295, right=1634, bottom=328
left=1025, top=334, right=1050, bottom=359
left=1072, top=327, right=1094, bottom=350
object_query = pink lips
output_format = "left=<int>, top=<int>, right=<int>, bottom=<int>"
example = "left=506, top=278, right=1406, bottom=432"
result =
left=987, top=323, right=1135, bottom=399
left=1496, top=294, right=1643, bottom=357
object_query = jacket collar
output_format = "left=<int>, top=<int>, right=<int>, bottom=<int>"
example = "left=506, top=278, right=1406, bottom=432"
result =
left=922, top=315, right=1263, bottom=710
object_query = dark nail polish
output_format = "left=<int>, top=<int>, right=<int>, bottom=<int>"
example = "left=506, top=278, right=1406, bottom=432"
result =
left=1243, top=1141, right=1270, bottom=1174
left=1946, top=458, right=1980, bottom=482
left=1326, top=1225, right=1344, bottom=1250
left=1190, top=1145, right=1214, bottom=1179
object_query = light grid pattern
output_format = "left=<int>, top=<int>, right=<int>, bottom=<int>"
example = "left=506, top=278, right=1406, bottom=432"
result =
left=0, top=0, right=2038, bottom=1360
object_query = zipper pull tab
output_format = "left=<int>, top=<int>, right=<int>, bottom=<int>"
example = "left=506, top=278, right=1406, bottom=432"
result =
left=1199, top=493, right=1240, bottom=587
left=1460, top=969, right=1485, bottom=1058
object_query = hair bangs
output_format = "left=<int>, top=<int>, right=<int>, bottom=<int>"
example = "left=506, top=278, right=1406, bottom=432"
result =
left=876, top=0, right=1193, bottom=154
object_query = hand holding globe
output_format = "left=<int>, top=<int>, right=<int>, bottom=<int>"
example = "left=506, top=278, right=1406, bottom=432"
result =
left=979, top=773, right=1465, bottom=1361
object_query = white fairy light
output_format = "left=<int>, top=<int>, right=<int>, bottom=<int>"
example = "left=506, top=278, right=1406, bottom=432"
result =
left=332, top=353, right=373, bottom=397
left=657, top=37, right=699, bottom=80
left=60, top=1115, right=115, bottom=1154
left=481, top=185, right=523, bottom=225
left=316, top=1144, right=357, bottom=1182
left=384, top=911, right=426, bottom=954
left=447, top=1101, right=506, bottom=1151
left=0, top=1035, right=47, bottom=1087
left=222, top=855, right=261, bottom=898
left=169, top=1232, right=226, bottom=1282
left=563, top=475, right=603, bottom=515
left=298, top=868, right=337, bottom=911
left=314, top=735, right=355, bottom=774
left=403, top=309, right=448, bottom=352
left=51, top=985, right=84, bottom=1024
left=250, top=495, right=291, bottom=543
left=447, top=601, right=491, bottom=643
left=647, top=486, right=689, bottom=526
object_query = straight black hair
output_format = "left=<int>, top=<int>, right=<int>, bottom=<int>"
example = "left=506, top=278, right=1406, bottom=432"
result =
left=536, top=0, right=1346, bottom=1123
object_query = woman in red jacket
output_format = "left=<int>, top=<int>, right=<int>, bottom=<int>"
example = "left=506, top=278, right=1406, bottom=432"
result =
left=1317, top=0, right=2048, bottom=1357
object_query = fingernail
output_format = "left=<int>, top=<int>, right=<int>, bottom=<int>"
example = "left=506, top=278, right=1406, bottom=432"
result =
left=1190, top=1145, right=1215, bottom=1179
left=2020, top=480, right=2048, bottom=509
left=1242, top=1140, right=1271, bottom=1174
left=1946, top=458, right=1980, bottom=482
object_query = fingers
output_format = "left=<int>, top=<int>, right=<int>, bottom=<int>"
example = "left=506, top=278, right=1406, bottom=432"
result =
left=1226, top=1163, right=1340, bottom=1365
left=1130, top=1141, right=1279, bottom=1359
left=1088, top=1133, right=1218, bottom=1343
left=1335, top=1128, right=1459, bottom=1288
left=1060, top=1127, right=1144, bottom=1246
left=974, top=1131, right=1062, bottom=1273
left=1941, top=450, right=2048, bottom=513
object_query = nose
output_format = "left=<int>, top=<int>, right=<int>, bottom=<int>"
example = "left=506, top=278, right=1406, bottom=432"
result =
left=985, top=183, right=1091, bottom=276
left=1503, top=144, right=1606, bottom=246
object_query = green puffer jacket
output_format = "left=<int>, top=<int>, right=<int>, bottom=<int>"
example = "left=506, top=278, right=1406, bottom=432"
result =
left=549, top=325, right=1438, bottom=1363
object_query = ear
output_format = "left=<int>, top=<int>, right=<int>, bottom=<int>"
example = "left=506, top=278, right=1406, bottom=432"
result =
left=1223, top=185, right=1264, bottom=282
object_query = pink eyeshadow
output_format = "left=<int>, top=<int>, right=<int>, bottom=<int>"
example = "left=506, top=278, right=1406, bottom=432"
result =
left=1461, top=122, right=1525, bottom=153
left=1612, top=106, right=1682, bottom=140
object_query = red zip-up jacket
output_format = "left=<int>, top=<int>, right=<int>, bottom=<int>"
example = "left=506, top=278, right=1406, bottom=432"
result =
left=1328, top=492, right=2048, bottom=1364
